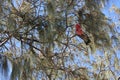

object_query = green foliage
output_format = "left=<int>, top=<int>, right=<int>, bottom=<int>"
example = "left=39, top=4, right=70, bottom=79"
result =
left=0, top=0, right=120, bottom=80
left=78, top=1, right=112, bottom=50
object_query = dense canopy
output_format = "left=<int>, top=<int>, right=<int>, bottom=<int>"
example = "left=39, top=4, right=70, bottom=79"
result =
left=0, top=0, right=120, bottom=80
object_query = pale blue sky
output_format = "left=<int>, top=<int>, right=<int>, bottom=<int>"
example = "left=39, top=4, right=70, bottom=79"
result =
left=102, top=0, right=120, bottom=77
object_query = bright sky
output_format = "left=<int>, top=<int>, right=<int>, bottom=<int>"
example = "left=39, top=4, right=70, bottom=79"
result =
left=102, top=0, right=120, bottom=77
left=102, top=0, right=120, bottom=31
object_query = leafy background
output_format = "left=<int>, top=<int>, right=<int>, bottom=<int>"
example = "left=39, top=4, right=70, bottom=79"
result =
left=0, top=0, right=120, bottom=80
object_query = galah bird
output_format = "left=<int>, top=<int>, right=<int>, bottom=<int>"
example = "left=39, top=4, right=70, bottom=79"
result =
left=75, top=23, right=91, bottom=45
